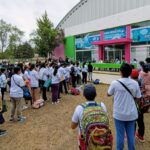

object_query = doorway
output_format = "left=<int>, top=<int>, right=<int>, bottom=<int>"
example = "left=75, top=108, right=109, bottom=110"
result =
left=104, top=45, right=125, bottom=63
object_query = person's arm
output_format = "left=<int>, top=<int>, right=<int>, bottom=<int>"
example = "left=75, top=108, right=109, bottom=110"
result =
left=71, top=106, right=80, bottom=130
left=107, top=82, right=115, bottom=97
left=0, top=91, right=2, bottom=112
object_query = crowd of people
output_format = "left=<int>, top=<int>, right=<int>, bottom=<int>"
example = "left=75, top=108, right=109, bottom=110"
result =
left=0, top=57, right=150, bottom=150
left=0, top=58, right=93, bottom=136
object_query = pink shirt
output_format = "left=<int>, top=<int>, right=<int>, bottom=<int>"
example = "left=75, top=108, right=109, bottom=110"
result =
left=140, top=71, right=150, bottom=96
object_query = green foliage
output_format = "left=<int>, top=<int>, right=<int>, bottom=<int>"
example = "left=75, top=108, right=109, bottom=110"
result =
left=0, top=19, right=24, bottom=53
left=31, top=11, right=64, bottom=57
left=14, top=42, right=34, bottom=59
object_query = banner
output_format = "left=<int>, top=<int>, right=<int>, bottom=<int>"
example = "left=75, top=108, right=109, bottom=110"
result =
left=104, top=27, right=127, bottom=41
left=75, top=34, right=100, bottom=50
left=132, top=26, right=150, bottom=42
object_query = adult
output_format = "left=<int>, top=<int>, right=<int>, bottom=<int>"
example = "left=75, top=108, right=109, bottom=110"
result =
left=10, top=67, right=26, bottom=122
left=70, top=63, right=77, bottom=87
left=108, top=63, right=141, bottom=150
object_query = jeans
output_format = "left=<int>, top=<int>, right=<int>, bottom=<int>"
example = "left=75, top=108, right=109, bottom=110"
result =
left=114, top=119, right=136, bottom=150
left=82, top=72, right=87, bottom=84
left=88, top=72, right=93, bottom=81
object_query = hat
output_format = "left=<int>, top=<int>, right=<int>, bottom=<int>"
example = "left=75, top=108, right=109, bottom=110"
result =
left=131, top=69, right=139, bottom=79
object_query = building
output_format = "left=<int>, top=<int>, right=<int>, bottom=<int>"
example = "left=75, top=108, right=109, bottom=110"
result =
left=57, top=0, right=150, bottom=63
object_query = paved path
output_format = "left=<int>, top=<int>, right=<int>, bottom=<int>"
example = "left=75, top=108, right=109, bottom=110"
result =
left=93, top=73, right=120, bottom=84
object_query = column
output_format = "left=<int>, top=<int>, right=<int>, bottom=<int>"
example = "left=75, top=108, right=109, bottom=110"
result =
left=125, top=43, right=131, bottom=63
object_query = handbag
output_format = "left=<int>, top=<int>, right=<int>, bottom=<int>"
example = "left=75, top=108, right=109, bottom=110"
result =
left=0, top=112, right=5, bottom=124
left=13, top=76, right=32, bottom=100
left=117, top=80, right=141, bottom=113
left=43, top=79, right=51, bottom=88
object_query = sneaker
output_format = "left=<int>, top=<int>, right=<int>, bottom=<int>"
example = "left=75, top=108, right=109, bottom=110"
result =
left=0, top=130, right=7, bottom=137
left=22, top=105, right=28, bottom=110
left=17, top=116, right=26, bottom=122
left=9, top=118, right=15, bottom=122
left=136, top=132, right=145, bottom=143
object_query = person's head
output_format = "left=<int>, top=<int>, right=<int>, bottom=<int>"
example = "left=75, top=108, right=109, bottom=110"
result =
left=131, top=69, right=139, bottom=80
left=24, top=66, right=28, bottom=71
left=142, top=64, right=149, bottom=73
left=120, top=63, right=132, bottom=78
left=40, top=63, right=45, bottom=68
left=0, top=68, right=5, bottom=73
left=53, top=65, right=59, bottom=76
left=89, top=61, right=91, bottom=65
left=145, top=57, right=150, bottom=64
left=83, top=62, right=86, bottom=68
left=30, top=64, right=35, bottom=71
left=14, top=67, right=21, bottom=74
left=83, top=84, right=97, bottom=101
left=139, top=61, right=145, bottom=67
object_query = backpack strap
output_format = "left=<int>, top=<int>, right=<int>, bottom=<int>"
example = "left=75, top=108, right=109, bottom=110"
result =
left=80, top=102, right=101, bottom=109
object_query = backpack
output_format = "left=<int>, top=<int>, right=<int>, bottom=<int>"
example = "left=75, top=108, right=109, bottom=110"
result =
left=80, top=103, right=113, bottom=150
left=70, top=66, right=75, bottom=76
left=70, top=88, right=80, bottom=95
left=93, top=79, right=100, bottom=84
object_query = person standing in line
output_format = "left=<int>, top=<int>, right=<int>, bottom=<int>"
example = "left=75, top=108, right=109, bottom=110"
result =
left=39, top=63, right=47, bottom=101
left=88, top=61, right=93, bottom=82
left=0, top=89, right=7, bottom=136
left=58, top=64, right=68, bottom=94
left=107, top=63, right=141, bottom=150
left=145, top=57, right=150, bottom=71
left=70, top=63, right=77, bottom=87
left=135, top=64, right=150, bottom=142
left=10, top=67, right=26, bottom=122
left=76, top=62, right=81, bottom=85
left=0, top=68, right=7, bottom=101
left=29, top=64, right=40, bottom=105
left=82, top=62, right=88, bottom=84
left=50, top=65, right=61, bottom=104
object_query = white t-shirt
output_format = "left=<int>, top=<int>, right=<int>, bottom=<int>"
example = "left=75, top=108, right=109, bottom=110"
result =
left=30, top=70, right=39, bottom=88
left=50, top=70, right=61, bottom=84
left=108, top=78, right=141, bottom=121
left=10, top=74, right=25, bottom=98
left=0, top=73, right=7, bottom=88
left=72, top=101, right=107, bottom=130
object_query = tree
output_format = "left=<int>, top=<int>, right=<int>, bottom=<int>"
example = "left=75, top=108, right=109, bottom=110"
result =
left=32, top=11, right=62, bottom=57
left=14, top=42, right=34, bottom=59
left=0, top=19, right=24, bottom=53
left=0, top=20, right=11, bottom=52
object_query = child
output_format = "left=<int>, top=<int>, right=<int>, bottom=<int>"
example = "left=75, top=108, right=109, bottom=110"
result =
left=71, top=84, right=112, bottom=150
left=10, top=67, right=26, bottom=122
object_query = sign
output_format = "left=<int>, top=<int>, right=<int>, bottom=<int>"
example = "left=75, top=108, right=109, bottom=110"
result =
left=75, top=34, right=100, bottom=50
left=132, top=26, right=150, bottom=42
left=104, top=27, right=127, bottom=41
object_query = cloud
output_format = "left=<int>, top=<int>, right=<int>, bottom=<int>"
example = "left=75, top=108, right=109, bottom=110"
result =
left=0, top=0, right=79, bottom=38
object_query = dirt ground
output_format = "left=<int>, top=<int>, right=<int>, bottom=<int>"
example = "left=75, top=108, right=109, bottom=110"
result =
left=0, top=85, right=150, bottom=150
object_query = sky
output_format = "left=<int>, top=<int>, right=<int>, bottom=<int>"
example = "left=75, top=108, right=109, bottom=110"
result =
left=0, top=0, right=79, bottom=38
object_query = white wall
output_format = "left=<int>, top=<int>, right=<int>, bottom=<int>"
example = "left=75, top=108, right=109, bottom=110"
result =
left=64, top=5, right=150, bottom=37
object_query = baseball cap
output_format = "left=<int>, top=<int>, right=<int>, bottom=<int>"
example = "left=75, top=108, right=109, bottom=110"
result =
left=131, top=69, right=139, bottom=79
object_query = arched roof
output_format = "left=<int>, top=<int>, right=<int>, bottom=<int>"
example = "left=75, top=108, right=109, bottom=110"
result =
left=57, top=0, right=150, bottom=30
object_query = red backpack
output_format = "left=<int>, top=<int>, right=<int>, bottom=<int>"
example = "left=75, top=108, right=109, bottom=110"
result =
left=70, top=88, right=80, bottom=95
